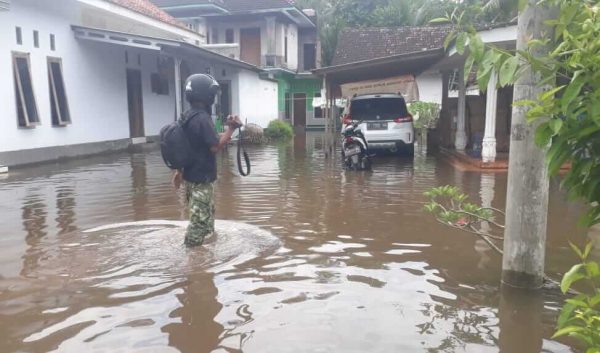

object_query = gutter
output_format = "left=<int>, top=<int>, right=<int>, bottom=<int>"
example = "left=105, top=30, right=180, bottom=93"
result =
left=160, top=3, right=230, bottom=14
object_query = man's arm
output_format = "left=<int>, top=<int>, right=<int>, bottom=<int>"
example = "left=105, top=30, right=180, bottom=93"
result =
left=210, top=115, right=242, bottom=153
left=210, top=127, right=235, bottom=153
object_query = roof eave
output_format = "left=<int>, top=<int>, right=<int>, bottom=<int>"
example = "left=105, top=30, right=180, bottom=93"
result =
left=314, top=48, right=445, bottom=75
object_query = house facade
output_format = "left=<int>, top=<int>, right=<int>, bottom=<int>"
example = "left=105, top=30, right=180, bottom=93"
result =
left=315, top=24, right=519, bottom=166
left=0, top=0, right=278, bottom=168
left=153, top=0, right=325, bottom=130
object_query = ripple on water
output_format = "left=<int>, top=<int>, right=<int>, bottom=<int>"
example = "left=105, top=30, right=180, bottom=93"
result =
left=14, top=220, right=281, bottom=350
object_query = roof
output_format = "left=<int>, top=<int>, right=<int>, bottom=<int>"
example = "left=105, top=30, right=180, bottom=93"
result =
left=108, top=0, right=188, bottom=29
left=72, top=25, right=262, bottom=72
left=220, top=0, right=294, bottom=12
left=315, top=48, right=444, bottom=85
left=152, top=0, right=314, bottom=27
left=151, top=0, right=294, bottom=12
left=332, top=26, right=451, bottom=66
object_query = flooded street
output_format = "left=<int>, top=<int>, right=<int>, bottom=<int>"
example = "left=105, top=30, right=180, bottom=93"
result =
left=0, top=133, right=586, bottom=353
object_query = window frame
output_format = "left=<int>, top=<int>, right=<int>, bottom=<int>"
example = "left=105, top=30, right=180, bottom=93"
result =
left=313, top=93, right=323, bottom=119
left=12, top=52, right=40, bottom=128
left=47, top=57, right=71, bottom=126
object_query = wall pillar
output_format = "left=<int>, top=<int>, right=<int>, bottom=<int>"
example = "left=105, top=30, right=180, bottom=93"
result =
left=265, top=16, right=276, bottom=66
left=455, top=68, right=467, bottom=151
left=482, top=71, right=498, bottom=162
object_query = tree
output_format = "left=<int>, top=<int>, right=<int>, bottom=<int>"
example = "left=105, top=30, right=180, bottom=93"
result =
left=428, top=0, right=600, bottom=348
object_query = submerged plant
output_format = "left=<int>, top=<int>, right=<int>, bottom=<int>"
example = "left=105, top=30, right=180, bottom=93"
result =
left=264, top=120, right=294, bottom=140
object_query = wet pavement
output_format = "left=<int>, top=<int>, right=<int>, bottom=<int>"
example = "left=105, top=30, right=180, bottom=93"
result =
left=0, top=132, right=588, bottom=353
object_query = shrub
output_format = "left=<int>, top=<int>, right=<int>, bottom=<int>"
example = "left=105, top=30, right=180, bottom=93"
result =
left=264, top=119, right=294, bottom=140
left=409, top=101, right=440, bottom=129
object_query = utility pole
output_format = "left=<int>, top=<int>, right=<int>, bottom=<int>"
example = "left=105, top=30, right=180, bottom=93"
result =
left=502, top=1, right=557, bottom=289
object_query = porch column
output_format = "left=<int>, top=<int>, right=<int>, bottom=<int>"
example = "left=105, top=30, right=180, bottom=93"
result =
left=265, top=16, right=276, bottom=66
left=482, top=71, right=498, bottom=162
left=455, top=68, right=467, bottom=151
left=174, top=57, right=182, bottom=119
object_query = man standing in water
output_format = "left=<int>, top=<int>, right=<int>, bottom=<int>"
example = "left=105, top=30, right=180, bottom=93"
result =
left=171, top=74, right=242, bottom=247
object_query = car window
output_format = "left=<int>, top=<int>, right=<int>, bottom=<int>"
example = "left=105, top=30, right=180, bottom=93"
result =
left=350, top=97, right=408, bottom=121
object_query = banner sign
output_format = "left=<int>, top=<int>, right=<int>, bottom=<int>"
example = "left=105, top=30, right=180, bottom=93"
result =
left=340, top=75, right=419, bottom=102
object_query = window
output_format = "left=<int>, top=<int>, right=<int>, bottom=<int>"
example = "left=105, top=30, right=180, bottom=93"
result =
left=50, top=34, right=55, bottom=51
left=350, top=97, right=409, bottom=121
left=303, top=43, right=316, bottom=71
left=314, top=93, right=323, bottom=118
left=12, top=52, right=40, bottom=127
left=151, top=73, right=169, bottom=95
left=225, top=29, right=234, bottom=44
left=284, top=36, right=288, bottom=63
left=33, top=30, right=39, bottom=48
left=16, top=27, right=22, bottom=45
left=48, top=58, right=71, bottom=126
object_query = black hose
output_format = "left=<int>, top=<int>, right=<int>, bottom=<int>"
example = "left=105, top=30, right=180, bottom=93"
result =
left=237, top=126, right=251, bottom=176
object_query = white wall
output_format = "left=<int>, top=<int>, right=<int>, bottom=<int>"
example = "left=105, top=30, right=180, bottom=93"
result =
left=0, top=0, right=175, bottom=154
left=237, top=71, right=278, bottom=128
left=285, top=23, right=298, bottom=71
left=209, top=19, right=299, bottom=70
left=416, top=72, right=443, bottom=105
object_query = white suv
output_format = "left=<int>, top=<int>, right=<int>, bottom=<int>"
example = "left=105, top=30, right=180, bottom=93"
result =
left=341, top=93, right=414, bottom=156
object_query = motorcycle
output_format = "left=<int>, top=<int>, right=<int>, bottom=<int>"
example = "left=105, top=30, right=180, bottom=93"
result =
left=341, top=120, right=371, bottom=171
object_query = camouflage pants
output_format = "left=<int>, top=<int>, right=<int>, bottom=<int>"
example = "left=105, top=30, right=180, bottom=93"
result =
left=184, top=182, right=215, bottom=247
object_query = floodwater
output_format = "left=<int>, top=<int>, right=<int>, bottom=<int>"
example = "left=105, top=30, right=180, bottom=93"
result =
left=0, top=132, right=588, bottom=353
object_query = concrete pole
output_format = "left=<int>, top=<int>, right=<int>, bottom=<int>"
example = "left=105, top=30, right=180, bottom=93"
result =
left=482, top=71, right=498, bottom=163
left=479, top=173, right=496, bottom=234
left=455, top=68, right=467, bottom=151
left=174, top=57, right=182, bottom=120
left=502, top=1, right=556, bottom=289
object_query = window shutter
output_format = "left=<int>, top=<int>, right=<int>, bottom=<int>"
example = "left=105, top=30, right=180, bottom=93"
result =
left=0, top=0, right=10, bottom=11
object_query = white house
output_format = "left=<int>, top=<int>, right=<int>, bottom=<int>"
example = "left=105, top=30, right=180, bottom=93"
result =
left=0, top=0, right=279, bottom=168
left=153, top=0, right=325, bottom=130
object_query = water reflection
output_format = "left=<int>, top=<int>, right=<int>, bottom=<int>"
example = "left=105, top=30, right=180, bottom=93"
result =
left=56, top=186, right=77, bottom=235
left=0, top=132, right=584, bottom=353
left=498, top=286, right=543, bottom=353
left=163, top=272, right=223, bottom=353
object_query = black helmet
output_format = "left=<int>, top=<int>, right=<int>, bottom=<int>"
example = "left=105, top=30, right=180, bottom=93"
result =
left=184, top=74, right=220, bottom=105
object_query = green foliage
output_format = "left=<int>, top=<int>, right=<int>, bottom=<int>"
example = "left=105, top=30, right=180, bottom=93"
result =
left=553, top=243, right=600, bottom=350
left=409, top=101, right=441, bottom=129
left=433, top=1, right=600, bottom=349
left=436, top=0, right=600, bottom=225
left=423, top=186, right=504, bottom=254
left=264, top=120, right=294, bottom=140
left=424, top=186, right=496, bottom=227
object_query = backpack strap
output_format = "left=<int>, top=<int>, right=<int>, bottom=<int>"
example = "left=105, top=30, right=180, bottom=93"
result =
left=179, top=110, right=200, bottom=127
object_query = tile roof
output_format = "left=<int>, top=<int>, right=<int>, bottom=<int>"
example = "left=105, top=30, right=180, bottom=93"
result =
left=108, top=0, right=188, bottom=29
left=332, top=26, right=451, bottom=66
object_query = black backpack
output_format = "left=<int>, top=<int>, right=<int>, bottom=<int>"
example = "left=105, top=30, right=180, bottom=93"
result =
left=159, top=114, right=195, bottom=170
